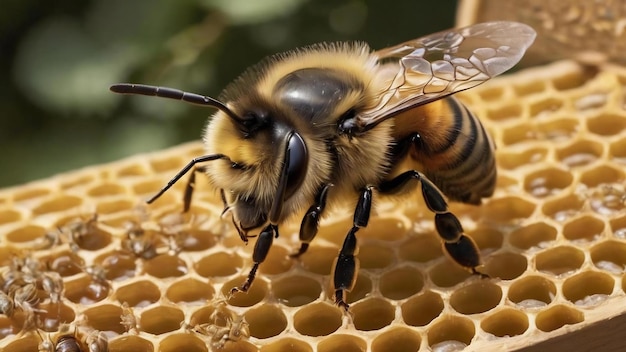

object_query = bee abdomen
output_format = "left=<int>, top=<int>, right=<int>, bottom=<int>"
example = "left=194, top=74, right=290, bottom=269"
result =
left=418, top=97, right=496, bottom=205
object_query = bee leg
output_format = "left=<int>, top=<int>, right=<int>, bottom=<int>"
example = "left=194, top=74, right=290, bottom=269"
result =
left=146, top=154, right=229, bottom=207
left=378, top=171, right=486, bottom=276
left=333, top=187, right=371, bottom=311
left=232, top=132, right=296, bottom=295
left=231, top=224, right=278, bottom=295
left=181, top=165, right=209, bottom=212
left=291, top=184, right=332, bottom=258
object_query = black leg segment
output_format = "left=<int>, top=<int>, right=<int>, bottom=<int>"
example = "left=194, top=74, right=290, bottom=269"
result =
left=333, top=227, right=358, bottom=311
left=378, top=170, right=485, bottom=276
left=147, top=154, right=228, bottom=207
left=230, top=224, right=277, bottom=295
left=291, top=184, right=332, bottom=258
left=182, top=165, right=209, bottom=212
left=332, top=187, right=372, bottom=311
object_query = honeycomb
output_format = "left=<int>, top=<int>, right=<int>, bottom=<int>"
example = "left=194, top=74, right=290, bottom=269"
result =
left=2, top=60, right=626, bottom=351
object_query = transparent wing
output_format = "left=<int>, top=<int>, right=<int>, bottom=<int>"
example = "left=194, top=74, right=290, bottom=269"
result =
left=358, top=21, right=536, bottom=128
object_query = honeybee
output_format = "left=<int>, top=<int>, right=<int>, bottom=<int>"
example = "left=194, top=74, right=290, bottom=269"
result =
left=0, top=290, right=14, bottom=317
left=85, top=330, right=108, bottom=352
left=120, top=302, right=139, bottom=334
left=111, top=21, right=536, bottom=309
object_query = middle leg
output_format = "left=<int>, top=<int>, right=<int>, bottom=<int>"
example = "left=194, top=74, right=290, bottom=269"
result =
left=332, top=187, right=372, bottom=311
left=291, top=184, right=332, bottom=258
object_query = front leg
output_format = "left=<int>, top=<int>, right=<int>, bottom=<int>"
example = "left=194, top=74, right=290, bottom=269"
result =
left=230, top=131, right=296, bottom=296
left=333, top=187, right=372, bottom=311
left=291, top=184, right=332, bottom=258
left=230, top=224, right=278, bottom=295
left=378, top=170, right=486, bottom=277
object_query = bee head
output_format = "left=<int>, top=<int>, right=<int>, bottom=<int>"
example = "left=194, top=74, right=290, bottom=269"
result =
left=214, top=104, right=309, bottom=232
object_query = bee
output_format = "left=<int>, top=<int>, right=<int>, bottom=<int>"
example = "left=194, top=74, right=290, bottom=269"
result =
left=85, top=330, right=108, bottom=352
left=121, top=221, right=164, bottom=259
left=41, top=272, right=64, bottom=305
left=14, top=282, right=46, bottom=330
left=54, top=335, right=83, bottom=352
left=37, top=330, right=55, bottom=352
left=186, top=301, right=249, bottom=349
left=0, top=290, right=14, bottom=317
left=111, top=21, right=536, bottom=309
left=120, top=302, right=139, bottom=334
left=38, top=325, right=86, bottom=352
left=60, top=214, right=101, bottom=252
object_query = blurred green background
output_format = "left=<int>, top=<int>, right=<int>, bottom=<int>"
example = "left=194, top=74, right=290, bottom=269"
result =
left=1, top=0, right=457, bottom=188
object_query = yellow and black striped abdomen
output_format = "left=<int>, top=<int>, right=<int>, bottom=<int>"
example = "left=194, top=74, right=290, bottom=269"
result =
left=394, top=96, right=496, bottom=205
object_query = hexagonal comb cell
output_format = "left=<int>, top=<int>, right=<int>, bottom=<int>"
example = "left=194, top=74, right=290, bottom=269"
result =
left=293, top=302, right=342, bottom=337
left=535, top=305, right=584, bottom=332
left=195, top=251, right=242, bottom=277
left=359, top=243, right=394, bottom=269
left=166, top=277, right=214, bottom=305
left=158, top=334, right=208, bottom=352
left=483, top=252, right=528, bottom=280
left=32, top=195, right=83, bottom=215
left=272, top=275, right=321, bottom=307
left=542, top=194, right=585, bottom=221
left=371, top=327, right=422, bottom=352
left=109, top=335, right=154, bottom=352
left=483, top=196, right=536, bottom=222
left=587, top=113, right=626, bottom=136
left=556, top=139, right=604, bottom=167
left=563, top=215, right=605, bottom=242
left=351, top=297, right=395, bottom=331
left=610, top=136, right=626, bottom=161
left=115, top=280, right=161, bottom=307
left=0, top=209, right=21, bottom=225
left=64, top=274, right=111, bottom=304
left=83, top=304, right=125, bottom=334
left=222, top=277, right=268, bottom=307
left=244, top=304, right=287, bottom=339
left=581, top=164, right=625, bottom=188
left=379, top=266, right=424, bottom=300
left=258, top=245, right=294, bottom=275
left=5, top=225, right=46, bottom=244
left=428, top=261, right=472, bottom=288
left=261, top=338, right=313, bottom=352
left=524, top=167, right=573, bottom=197
left=562, top=271, right=614, bottom=305
left=87, top=183, right=127, bottom=197
left=535, top=246, right=585, bottom=275
left=143, top=254, right=188, bottom=278
left=427, top=316, right=475, bottom=350
left=317, top=334, right=367, bottom=352
left=398, top=234, right=442, bottom=263
left=481, top=308, right=529, bottom=337
left=498, top=147, right=549, bottom=170
left=450, top=281, right=503, bottom=315
left=509, top=275, right=557, bottom=308
left=401, top=290, right=444, bottom=327
left=141, top=306, right=185, bottom=335
left=94, top=250, right=137, bottom=281
left=486, top=103, right=522, bottom=121
left=37, top=302, right=75, bottom=332
left=590, top=240, right=626, bottom=272
left=509, top=222, right=558, bottom=249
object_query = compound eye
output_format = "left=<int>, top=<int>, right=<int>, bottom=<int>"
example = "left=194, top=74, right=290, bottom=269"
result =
left=285, top=133, right=308, bottom=199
